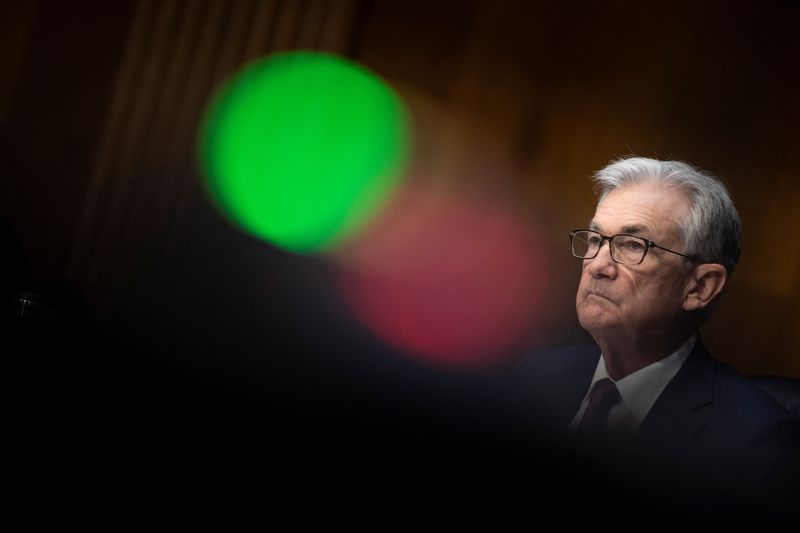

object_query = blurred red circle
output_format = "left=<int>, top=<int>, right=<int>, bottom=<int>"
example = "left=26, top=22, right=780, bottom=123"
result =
left=334, top=187, right=548, bottom=369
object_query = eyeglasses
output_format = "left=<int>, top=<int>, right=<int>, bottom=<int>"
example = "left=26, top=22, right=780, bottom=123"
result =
left=569, top=229, right=696, bottom=265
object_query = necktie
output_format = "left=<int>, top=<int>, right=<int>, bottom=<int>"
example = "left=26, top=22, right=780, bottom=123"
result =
left=579, top=378, right=621, bottom=433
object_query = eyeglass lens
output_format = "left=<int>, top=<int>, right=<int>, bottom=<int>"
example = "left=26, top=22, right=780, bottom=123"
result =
left=571, top=231, right=647, bottom=265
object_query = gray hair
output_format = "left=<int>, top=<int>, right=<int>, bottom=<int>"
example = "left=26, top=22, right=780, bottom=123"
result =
left=593, top=157, right=742, bottom=274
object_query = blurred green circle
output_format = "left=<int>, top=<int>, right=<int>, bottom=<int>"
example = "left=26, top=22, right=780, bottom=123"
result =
left=198, top=51, right=408, bottom=253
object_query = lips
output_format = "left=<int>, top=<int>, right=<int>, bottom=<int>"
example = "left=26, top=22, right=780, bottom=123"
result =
left=585, top=291, right=614, bottom=302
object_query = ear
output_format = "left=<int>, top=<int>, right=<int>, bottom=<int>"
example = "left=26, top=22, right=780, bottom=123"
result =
left=683, top=263, right=727, bottom=312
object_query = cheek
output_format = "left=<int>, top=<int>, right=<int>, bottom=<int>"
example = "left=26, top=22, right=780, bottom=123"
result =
left=622, top=268, right=651, bottom=295
left=646, top=273, right=685, bottom=299
left=632, top=278, right=683, bottom=317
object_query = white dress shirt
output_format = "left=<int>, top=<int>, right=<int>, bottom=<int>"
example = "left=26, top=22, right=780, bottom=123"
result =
left=570, top=335, right=696, bottom=432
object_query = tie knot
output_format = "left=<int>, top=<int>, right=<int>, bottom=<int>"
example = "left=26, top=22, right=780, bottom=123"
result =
left=588, top=378, right=620, bottom=408
left=579, top=378, right=621, bottom=433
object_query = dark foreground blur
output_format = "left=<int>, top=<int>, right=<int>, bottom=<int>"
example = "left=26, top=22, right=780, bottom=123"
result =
left=5, top=290, right=797, bottom=528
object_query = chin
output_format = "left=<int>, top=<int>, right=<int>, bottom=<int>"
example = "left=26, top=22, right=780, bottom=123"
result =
left=577, top=310, right=619, bottom=332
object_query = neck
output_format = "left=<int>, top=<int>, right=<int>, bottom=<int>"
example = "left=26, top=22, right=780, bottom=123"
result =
left=592, top=329, right=695, bottom=380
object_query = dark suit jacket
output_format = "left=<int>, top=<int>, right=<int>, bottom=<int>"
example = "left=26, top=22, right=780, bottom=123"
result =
left=515, top=339, right=800, bottom=515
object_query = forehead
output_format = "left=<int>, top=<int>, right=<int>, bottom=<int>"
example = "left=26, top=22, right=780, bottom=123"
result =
left=591, top=182, right=690, bottom=237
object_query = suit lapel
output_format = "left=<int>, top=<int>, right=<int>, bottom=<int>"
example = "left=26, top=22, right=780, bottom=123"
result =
left=638, top=340, right=717, bottom=450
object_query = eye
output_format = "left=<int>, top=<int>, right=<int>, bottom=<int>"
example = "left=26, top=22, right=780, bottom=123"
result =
left=623, top=239, right=645, bottom=251
left=587, top=235, right=601, bottom=245
left=615, top=236, right=645, bottom=251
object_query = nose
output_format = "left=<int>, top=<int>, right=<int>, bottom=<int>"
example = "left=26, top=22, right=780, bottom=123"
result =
left=584, top=239, right=617, bottom=279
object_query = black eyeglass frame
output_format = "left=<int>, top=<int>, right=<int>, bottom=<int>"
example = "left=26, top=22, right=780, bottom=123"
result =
left=569, top=229, right=698, bottom=265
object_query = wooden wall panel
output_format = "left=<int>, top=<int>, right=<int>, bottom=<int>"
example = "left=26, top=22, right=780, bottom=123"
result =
left=68, top=0, right=358, bottom=313
left=2, top=0, right=797, bottom=376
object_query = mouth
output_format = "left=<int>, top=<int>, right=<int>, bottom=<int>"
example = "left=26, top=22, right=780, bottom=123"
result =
left=585, top=291, right=614, bottom=303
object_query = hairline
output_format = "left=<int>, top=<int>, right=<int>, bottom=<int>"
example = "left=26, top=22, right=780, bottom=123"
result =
left=592, top=156, right=742, bottom=275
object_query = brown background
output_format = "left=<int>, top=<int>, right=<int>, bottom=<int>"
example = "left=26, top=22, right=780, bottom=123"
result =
left=1, top=0, right=798, bottom=379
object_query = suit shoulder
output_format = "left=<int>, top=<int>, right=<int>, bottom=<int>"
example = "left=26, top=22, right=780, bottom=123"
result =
left=711, top=360, right=795, bottom=421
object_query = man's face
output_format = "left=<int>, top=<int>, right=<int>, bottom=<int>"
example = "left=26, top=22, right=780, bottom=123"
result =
left=576, top=182, right=694, bottom=339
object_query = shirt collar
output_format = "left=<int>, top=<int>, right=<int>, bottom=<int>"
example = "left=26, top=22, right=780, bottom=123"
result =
left=589, top=335, right=696, bottom=424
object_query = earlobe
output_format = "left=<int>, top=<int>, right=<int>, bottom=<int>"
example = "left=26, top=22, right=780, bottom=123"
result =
left=683, top=264, right=727, bottom=312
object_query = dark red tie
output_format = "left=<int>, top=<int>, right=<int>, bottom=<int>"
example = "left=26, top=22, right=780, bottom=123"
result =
left=579, top=378, right=621, bottom=433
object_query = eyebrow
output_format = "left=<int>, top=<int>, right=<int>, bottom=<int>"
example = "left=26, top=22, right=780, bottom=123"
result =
left=620, top=224, right=651, bottom=236
left=589, top=221, right=653, bottom=237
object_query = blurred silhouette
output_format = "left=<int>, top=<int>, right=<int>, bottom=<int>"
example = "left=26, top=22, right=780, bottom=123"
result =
left=2, top=216, right=95, bottom=416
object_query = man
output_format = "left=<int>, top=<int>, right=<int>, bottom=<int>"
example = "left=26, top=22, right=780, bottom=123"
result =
left=516, top=157, right=799, bottom=517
